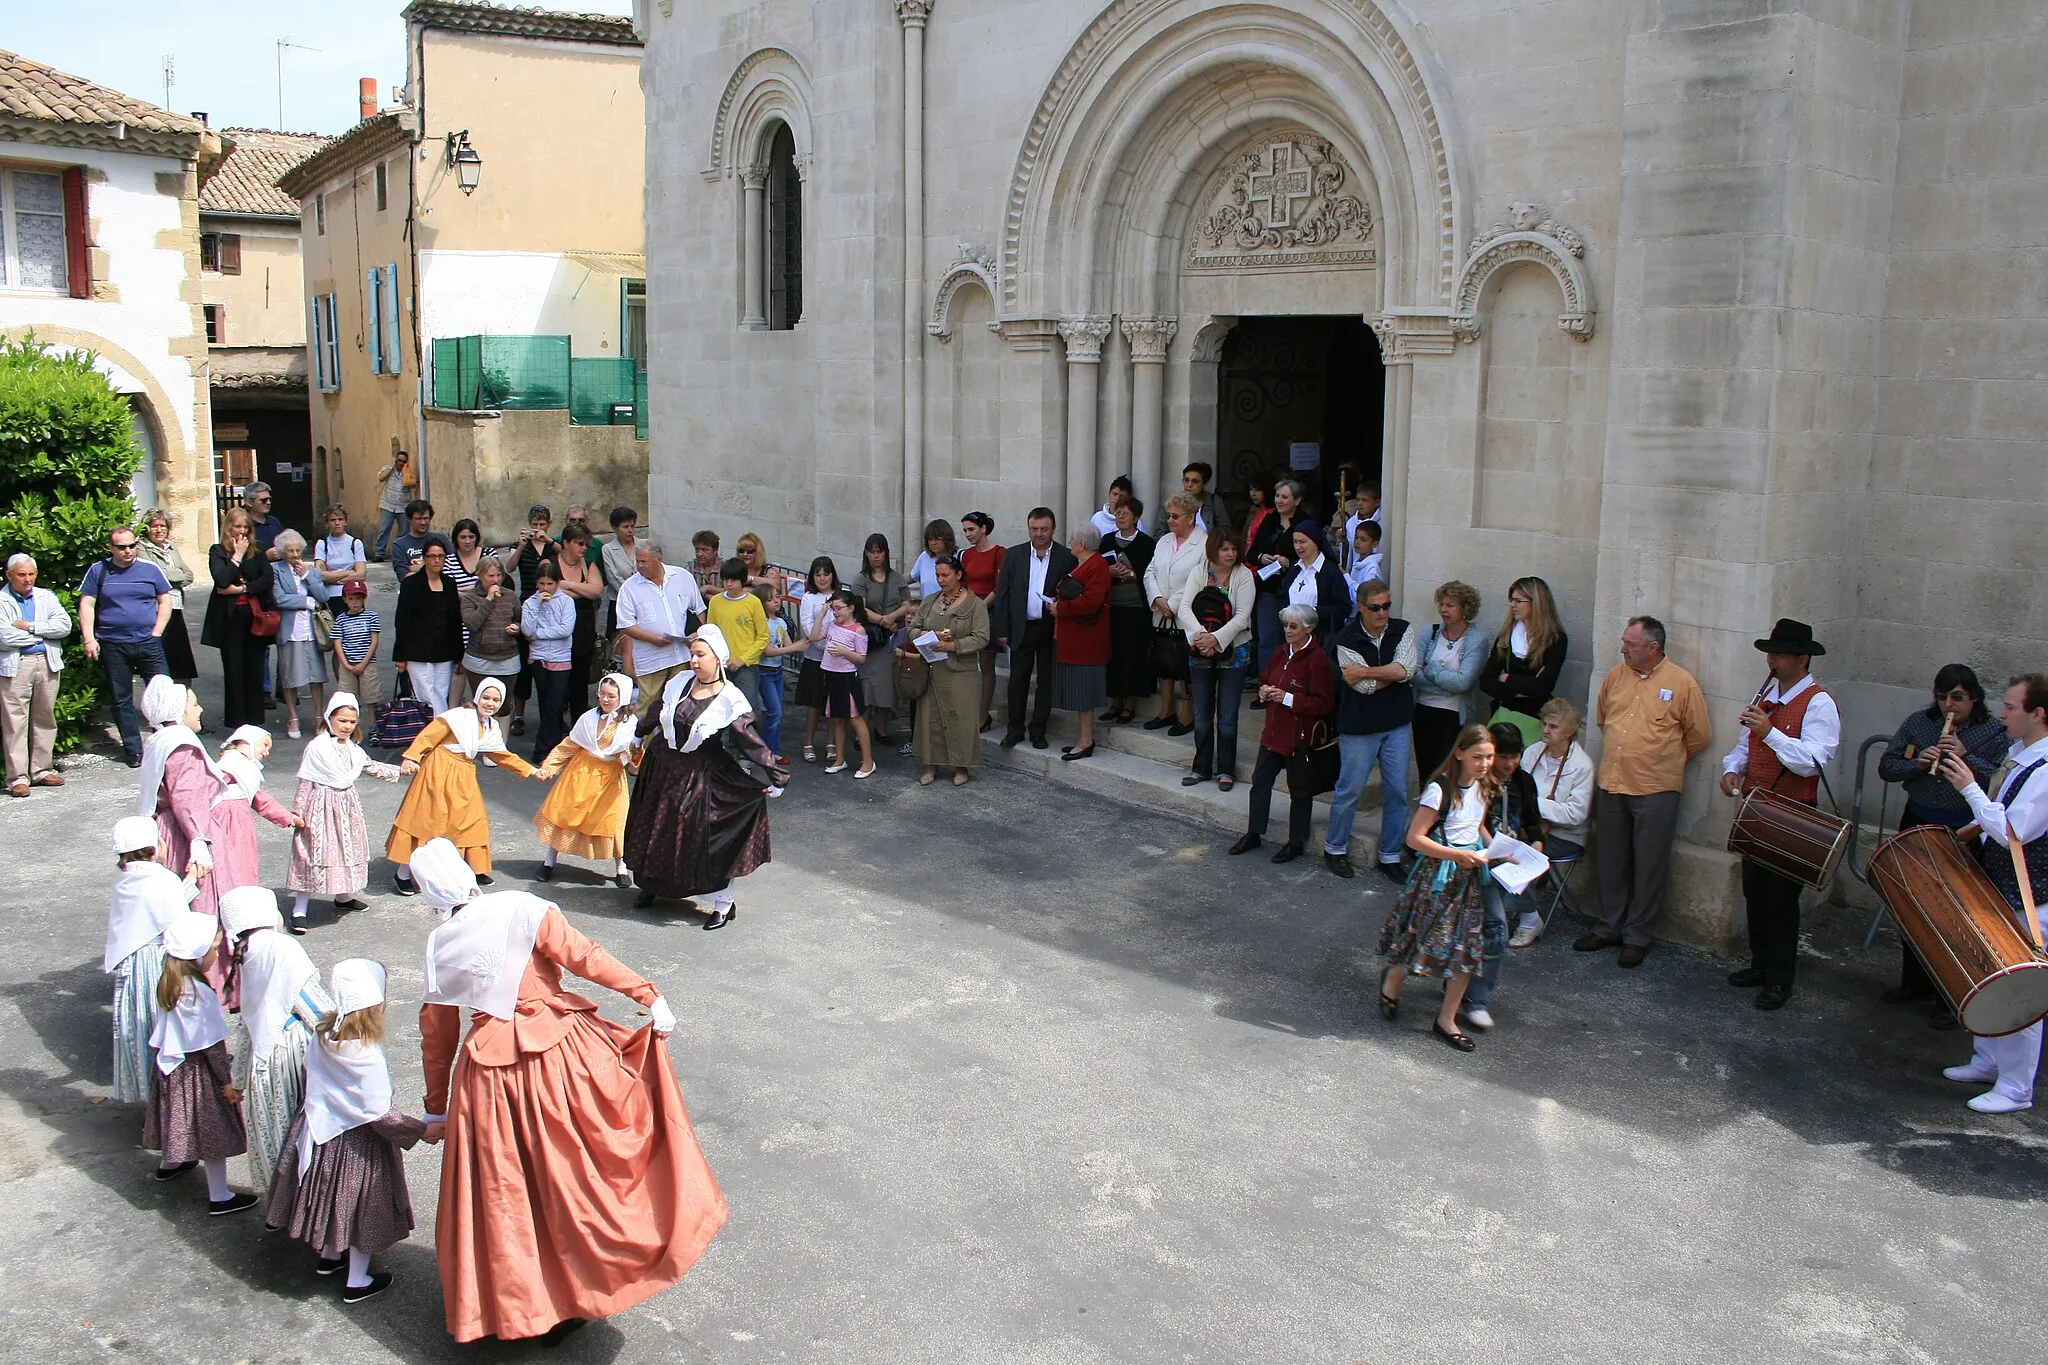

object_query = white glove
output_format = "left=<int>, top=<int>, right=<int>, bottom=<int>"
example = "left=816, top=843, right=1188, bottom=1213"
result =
left=766, top=784, right=785, bottom=799
left=648, top=995, right=676, bottom=1036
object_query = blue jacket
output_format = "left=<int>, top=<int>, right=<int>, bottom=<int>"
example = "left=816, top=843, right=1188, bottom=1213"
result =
left=1413, top=621, right=1490, bottom=725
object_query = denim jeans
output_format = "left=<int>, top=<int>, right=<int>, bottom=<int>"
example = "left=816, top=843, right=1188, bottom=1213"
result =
left=1465, top=879, right=1514, bottom=1011
left=373, top=507, right=405, bottom=559
left=755, top=666, right=785, bottom=756
left=1322, top=725, right=1412, bottom=861
left=530, top=665, right=572, bottom=763
left=101, top=636, right=168, bottom=759
left=1187, top=657, right=1246, bottom=777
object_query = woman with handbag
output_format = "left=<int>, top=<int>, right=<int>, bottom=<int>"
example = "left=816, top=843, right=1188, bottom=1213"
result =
left=137, top=508, right=199, bottom=687
left=1479, top=576, right=1567, bottom=748
left=203, top=507, right=277, bottom=730
left=1228, top=605, right=1334, bottom=861
left=1099, top=499, right=1155, bottom=725
left=1175, top=529, right=1255, bottom=790
left=271, top=532, right=329, bottom=740
left=900, top=556, right=989, bottom=786
left=1143, top=493, right=1206, bottom=735
left=1050, top=531, right=1112, bottom=762
left=848, top=535, right=911, bottom=747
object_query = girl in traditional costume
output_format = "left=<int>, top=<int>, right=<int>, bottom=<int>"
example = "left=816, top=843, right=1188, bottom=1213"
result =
left=288, top=693, right=402, bottom=929
left=106, top=815, right=195, bottom=1104
left=409, top=839, right=725, bottom=1344
left=211, top=725, right=303, bottom=913
left=145, top=910, right=257, bottom=1214
left=221, top=886, right=332, bottom=1192
left=137, top=677, right=224, bottom=919
left=266, top=958, right=427, bottom=1306
left=534, top=671, right=641, bottom=888
left=386, top=676, right=539, bottom=896
left=624, top=626, right=790, bottom=925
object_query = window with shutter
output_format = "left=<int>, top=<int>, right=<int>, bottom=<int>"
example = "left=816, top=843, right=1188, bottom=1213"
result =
left=381, top=262, right=402, bottom=376
left=1, top=168, right=72, bottom=294
left=200, top=232, right=220, bottom=272
left=62, top=166, right=89, bottom=298
left=220, top=233, right=241, bottom=275
left=203, top=304, right=224, bottom=344
left=365, top=266, right=384, bottom=375
left=323, top=292, right=343, bottom=391
left=310, top=295, right=329, bottom=389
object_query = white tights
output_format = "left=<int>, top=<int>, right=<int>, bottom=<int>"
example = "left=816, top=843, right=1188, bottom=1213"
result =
left=203, top=1158, right=229, bottom=1201
left=542, top=848, right=629, bottom=877
left=347, top=1248, right=373, bottom=1289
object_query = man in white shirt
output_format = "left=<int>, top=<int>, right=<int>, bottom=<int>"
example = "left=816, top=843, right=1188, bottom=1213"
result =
left=1088, top=476, right=1144, bottom=540
left=1717, top=620, right=1840, bottom=1011
left=614, top=539, right=706, bottom=722
left=989, top=508, right=1075, bottom=749
left=1936, top=673, right=2048, bottom=1114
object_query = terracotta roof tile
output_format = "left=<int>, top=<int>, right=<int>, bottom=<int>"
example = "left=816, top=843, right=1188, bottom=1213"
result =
left=0, top=48, right=204, bottom=136
left=403, top=2, right=641, bottom=48
left=201, top=129, right=330, bottom=218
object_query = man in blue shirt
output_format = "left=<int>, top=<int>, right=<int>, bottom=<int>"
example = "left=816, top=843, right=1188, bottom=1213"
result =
left=245, top=481, right=286, bottom=559
left=78, top=526, right=173, bottom=766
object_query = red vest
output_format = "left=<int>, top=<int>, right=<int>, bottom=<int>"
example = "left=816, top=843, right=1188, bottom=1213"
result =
left=1744, top=682, right=1826, bottom=803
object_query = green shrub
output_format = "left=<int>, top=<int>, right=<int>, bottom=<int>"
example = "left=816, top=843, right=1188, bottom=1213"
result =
left=0, top=336, right=144, bottom=753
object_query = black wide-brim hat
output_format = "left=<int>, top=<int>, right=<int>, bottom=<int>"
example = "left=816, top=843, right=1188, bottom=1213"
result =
left=1754, top=618, right=1825, bottom=656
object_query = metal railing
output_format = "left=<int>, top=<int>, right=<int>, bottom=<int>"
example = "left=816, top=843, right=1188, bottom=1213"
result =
left=1845, top=732, right=1900, bottom=947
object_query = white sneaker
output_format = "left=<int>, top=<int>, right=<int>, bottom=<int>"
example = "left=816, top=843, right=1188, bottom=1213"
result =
left=1460, top=1005, right=1494, bottom=1031
left=1943, top=1063, right=1996, bottom=1084
left=1508, top=918, right=1543, bottom=949
left=1967, top=1090, right=2032, bottom=1115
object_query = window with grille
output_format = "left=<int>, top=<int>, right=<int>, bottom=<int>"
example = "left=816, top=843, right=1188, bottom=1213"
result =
left=766, top=125, right=801, bottom=331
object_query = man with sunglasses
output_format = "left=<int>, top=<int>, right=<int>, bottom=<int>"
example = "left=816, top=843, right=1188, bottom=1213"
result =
left=1322, top=578, right=1418, bottom=881
left=77, top=527, right=174, bottom=767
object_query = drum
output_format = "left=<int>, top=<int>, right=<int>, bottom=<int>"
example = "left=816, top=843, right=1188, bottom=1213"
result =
left=1726, top=787, right=1850, bottom=889
left=1867, top=825, right=2048, bottom=1037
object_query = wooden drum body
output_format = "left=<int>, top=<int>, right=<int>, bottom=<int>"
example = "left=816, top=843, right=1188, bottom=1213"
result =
left=1867, top=825, right=2048, bottom=1037
left=1726, top=787, right=1850, bottom=890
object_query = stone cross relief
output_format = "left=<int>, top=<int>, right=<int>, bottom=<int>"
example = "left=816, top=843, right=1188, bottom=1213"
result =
left=1188, top=134, right=1375, bottom=271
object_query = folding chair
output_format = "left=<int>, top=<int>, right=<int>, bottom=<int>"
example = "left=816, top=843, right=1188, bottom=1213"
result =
left=1539, top=844, right=1585, bottom=927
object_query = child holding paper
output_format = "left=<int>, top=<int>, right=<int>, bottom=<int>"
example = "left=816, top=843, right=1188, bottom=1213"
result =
left=1456, top=722, right=1548, bottom=1033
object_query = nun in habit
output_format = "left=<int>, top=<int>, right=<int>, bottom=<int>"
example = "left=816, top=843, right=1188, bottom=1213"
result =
left=410, top=839, right=726, bottom=1345
left=105, top=815, right=196, bottom=1104
left=623, top=625, right=790, bottom=926
left=221, top=886, right=333, bottom=1192
left=137, top=677, right=226, bottom=920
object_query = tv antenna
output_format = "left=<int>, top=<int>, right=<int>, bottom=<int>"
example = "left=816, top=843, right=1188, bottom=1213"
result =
left=276, top=38, right=320, bottom=130
left=161, top=54, right=174, bottom=109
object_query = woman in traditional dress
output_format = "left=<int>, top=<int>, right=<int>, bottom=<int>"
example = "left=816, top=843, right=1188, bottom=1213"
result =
left=211, top=725, right=304, bottom=916
left=900, top=556, right=988, bottom=786
left=288, top=693, right=403, bottom=929
left=106, top=815, right=191, bottom=1104
left=145, top=910, right=257, bottom=1213
left=386, top=676, right=538, bottom=896
left=534, top=672, right=641, bottom=888
left=137, top=677, right=225, bottom=921
left=624, top=626, right=790, bottom=925
left=1377, top=723, right=1500, bottom=1053
left=409, top=839, right=724, bottom=1345
left=266, top=958, right=428, bottom=1305
left=221, top=886, right=331, bottom=1193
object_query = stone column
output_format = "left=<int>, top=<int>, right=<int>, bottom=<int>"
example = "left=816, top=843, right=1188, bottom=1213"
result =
left=898, top=0, right=932, bottom=559
left=740, top=164, right=768, bottom=330
left=1370, top=310, right=1454, bottom=605
left=1120, top=315, right=1177, bottom=519
left=1057, top=316, right=1111, bottom=535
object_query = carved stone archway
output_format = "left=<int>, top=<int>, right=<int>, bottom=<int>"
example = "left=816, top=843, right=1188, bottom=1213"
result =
left=1449, top=202, right=1594, bottom=342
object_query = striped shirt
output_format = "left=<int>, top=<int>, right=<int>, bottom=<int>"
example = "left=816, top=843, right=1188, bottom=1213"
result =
left=333, top=607, right=381, bottom=665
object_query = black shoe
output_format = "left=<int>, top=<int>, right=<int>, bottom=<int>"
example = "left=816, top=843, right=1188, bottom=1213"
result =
left=535, top=863, right=555, bottom=883
left=342, top=1272, right=393, bottom=1305
left=538, top=1318, right=589, bottom=1348
left=1929, top=1007, right=1959, bottom=1031
left=1324, top=853, right=1356, bottom=879
left=703, top=904, right=736, bottom=931
left=1229, top=833, right=1262, bottom=856
left=1000, top=732, right=1023, bottom=749
left=1727, top=966, right=1766, bottom=988
left=1167, top=722, right=1193, bottom=736
left=333, top=897, right=368, bottom=912
left=1376, top=859, right=1407, bottom=885
left=474, top=873, right=494, bottom=886
left=123, top=751, right=145, bottom=769
left=264, top=695, right=280, bottom=709
left=633, top=890, right=656, bottom=909
left=287, top=917, right=308, bottom=936
left=1271, top=842, right=1303, bottom=864
left=615, top=873, right=634, bottom=890
left=315, top=1256, right=345, bottom=1276
left=1059, top=745, right=1094, bottom=761
left=1881, top=984, right=1934, bottom=1005
left=1029, top=734, right=1048, bottom=750
left=1755, top=984, right=1793, bottom=1011
left=152, top=1160, right=196, bottom=1182
left=208, top=1191, right=260, bottom=1216
left=1143, top=715, right=1173, bottom=730
left=1432, top=1021, right=1477, bottom=1052
left=510, top=717, right=526, bottom=736
left=1249, top=698, right=1266, bottom=710
left=393, top=875, right=418, bottom=897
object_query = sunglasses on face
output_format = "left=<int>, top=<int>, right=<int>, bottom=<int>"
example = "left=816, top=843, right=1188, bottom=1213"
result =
left=1940, top=689, right=1972, bottom=702
left=1363, top=602, right=1390, bottom=612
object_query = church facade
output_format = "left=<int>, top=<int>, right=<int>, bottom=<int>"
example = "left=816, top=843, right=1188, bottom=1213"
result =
left=637, top=0, right=2044, bottom=943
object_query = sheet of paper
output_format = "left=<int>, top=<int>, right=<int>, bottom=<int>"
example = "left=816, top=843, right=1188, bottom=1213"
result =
left=913, top=630, right=947, bottom=663
left=1255, top=559, right=1284, bottom=581
left=1484, top=832, right=1551, bottom=895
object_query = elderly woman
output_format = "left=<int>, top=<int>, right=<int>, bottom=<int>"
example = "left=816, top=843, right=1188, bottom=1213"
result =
left=901, top=555, right=989, bottom=785
left=1144, top=493, right=1207, bottom=734
left=1051, top=530, right=1112, bottom=761
left=202, top=506, right=276, bottom=730
left=271, top=531, right=329, bottom=739
left=1877, top=663, right=2010, bottom=1025
left=1412, top=580, right=1489, bottom=782
left=393, top=540, right=464, bottom=716
left=137, top=508, right=199, bottom=686
left=1228, top=604, right=1334, bottom=862
left=1176, top=528, right=1255, bottom=789
left=1480, top=575, right=1568, bottom=746
left=1510, top=697, right=1597, bottom=947
left=458, top=554, right=521, bottom=703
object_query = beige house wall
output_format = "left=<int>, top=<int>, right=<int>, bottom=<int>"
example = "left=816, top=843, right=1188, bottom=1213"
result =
left=423, top=407, right=649, bottom=545
left=199, top=218, right=307, bottom=348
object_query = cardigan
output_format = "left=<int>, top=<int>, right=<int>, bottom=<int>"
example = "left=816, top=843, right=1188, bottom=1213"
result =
left=1414, top=621, right=1492, bottom=724
left=1052, top=554, right=1112, bottom=666
left=200, top=545, right=274, bottom=649
left=1175, top=562, right=1256, bottom=655
left=1144, top=530, right=1208, bottom=621
left=392, top=571, right=464, bottom=664
left=0, top=585, right=70, bottom=677
left=1480, top=628, right=1569, bottom=719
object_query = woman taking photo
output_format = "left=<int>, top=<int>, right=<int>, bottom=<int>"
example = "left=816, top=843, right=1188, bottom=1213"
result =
left=901, top=555, right=988, bottom=786
left=958, top=513, right=1004, bottom=731
left=1412, top=580, right=1489, bottom=780
left=1051, top=530, right=1112, bottom=762
left=1378, top=723, right=1499, bottom=1052
left=1100, top=497, right=1155, bottom=724
left=137, top=508, right=199, bottom=687
left=393, top=541, right=464, bottom=716
left=849, top=534, right=912, bottom=746
left=1176, top=529, right=1255, bottom=789
left=270, top=531, right=329, bottom=740
left=202, top=506, right=275, bottom=730
left=1480, top=575, right=1566, bottom=746
left=458, top=554, right=521, bottom=707
left=1228, top=604, right=1334, bottom=860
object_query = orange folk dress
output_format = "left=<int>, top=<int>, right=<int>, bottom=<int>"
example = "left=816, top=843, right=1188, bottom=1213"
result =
left=532, top=725, right=636, bottom=862
left=419, top=907, right=725, bottom=1343
left=385, top=716, right=535, bottom=875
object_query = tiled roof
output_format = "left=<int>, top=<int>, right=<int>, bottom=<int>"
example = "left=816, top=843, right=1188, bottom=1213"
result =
left=276, top=112, right=417, bottom=201
left=201, top=129, right=330, bottom=219
left=0, top=48, right=207, bottom=150
left=402, top=2, right=641, bottom=48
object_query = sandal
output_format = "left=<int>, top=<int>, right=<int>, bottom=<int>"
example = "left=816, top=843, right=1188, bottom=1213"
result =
left=1378, top=992, right=1399, bottom=1021
left=802, top=744, right=818, bottom=763
left=1217, top=775, right=1235, bottom=792
left=1432, top=1021, right=1477, bottom=1052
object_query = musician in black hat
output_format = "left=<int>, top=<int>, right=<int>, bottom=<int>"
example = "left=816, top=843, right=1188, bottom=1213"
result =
left=1717, top=619, right=1841, bottom=1010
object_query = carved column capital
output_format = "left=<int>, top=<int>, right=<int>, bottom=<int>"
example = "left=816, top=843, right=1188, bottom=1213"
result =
left=895, top=0, right=933, bottom=28
left=740, top=162, right=770, bottom=191
left=1057, top=315, right=1112, bottom=363
left=1119, top=315, right=1178, bottom=363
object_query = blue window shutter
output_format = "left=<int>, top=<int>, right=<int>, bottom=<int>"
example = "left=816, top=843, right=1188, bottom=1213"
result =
left=326, top=292, right=342, bottom=390
left=310, top=296, right=327, bottom=389
left=365, top=267, right=384, bottom=374
left=382, top=263, right=402, bottom=375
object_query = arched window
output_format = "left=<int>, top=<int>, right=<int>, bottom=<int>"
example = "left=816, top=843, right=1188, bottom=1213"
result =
left=766, top=125, right=802, bottom=330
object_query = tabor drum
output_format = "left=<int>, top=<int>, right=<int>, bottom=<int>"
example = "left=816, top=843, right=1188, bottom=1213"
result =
left=1867, top=825, right=2048, bottom=1037
left=1726, top=787, right=1850, bottom=890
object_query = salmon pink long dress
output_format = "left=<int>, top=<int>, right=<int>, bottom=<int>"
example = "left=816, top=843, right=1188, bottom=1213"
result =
left=419, top=907, right=725, bottom=1343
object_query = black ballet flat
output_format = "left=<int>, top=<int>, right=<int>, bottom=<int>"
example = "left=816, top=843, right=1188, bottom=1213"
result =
left=1059, top=745, right=1094, bottom=762
left=535, top=864, right=555, bottom=883
left=287, top=918, right=308, bottom=937
left=703, top=905, right=736, bottom=931
left=152, top=1160, right=196, bottom=1182
left=473, top=873, right=494, bottom=886
left=537, top=1318, right=588, bottom=1348
left=333, top=897, right=368, bottom=912
left=615, top=873, right=634, bottom=890
left=1378, top=993, right=1399, bottom=1021
left=1432, top=1021, right=1477, bottom=1052
left=341, top=1272, right=393, bottom=1304
left=315, top=1256, right=345, bottom=1276
left=393, top=875, right=418, bottom=897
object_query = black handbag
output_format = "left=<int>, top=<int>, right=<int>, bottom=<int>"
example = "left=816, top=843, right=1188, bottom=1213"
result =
left=375, top=671, right=432, bottom=750
left=1148, top=624, right=1189, bottom=680
left=1299, top=720, right=1342, bottom=797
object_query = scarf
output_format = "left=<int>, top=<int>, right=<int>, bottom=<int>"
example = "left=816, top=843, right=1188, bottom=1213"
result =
left=151, top=979, right=229, bottom=1074
left=103, top=862, right=191, bottom=973
left=213, top=747, right=267, bottom=807
left=237, top=929, right=319, bottom=1060
left=298, top=733, right=369, bottom=788
left=298, top=958, right=393, bottom=1169
left=567, top=698, right=640, bottom=761
left=441, top=698, right=510, bottom=761
left=662, top=675, right=751, bottom=752
left=421, top=891, right=550, bottom=1021
left=136, top=722, right=224, bottom=819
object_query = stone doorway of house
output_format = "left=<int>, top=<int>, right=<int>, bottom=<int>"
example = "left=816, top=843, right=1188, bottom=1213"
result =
left=1215, top=315, right=1384, bottom=526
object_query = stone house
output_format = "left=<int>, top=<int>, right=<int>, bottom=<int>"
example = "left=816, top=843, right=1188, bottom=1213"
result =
left=638, top=1, right=2048, bottom=947
left=0, top=48, right=223, bottom=552
left=279, top=1, right=650, bottom=545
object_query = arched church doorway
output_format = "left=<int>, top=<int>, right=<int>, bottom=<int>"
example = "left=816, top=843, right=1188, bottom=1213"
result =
left=1216, top=316, right=1383, bottom=525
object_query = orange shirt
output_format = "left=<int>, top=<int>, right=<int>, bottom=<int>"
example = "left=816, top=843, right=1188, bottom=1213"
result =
left=1595, top=657, right=1713, bottom=795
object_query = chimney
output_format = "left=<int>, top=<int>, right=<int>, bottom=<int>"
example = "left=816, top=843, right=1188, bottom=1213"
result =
left=359, top=77, right=378, bottom=123
left=191, top=111, right=209, bottom=127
